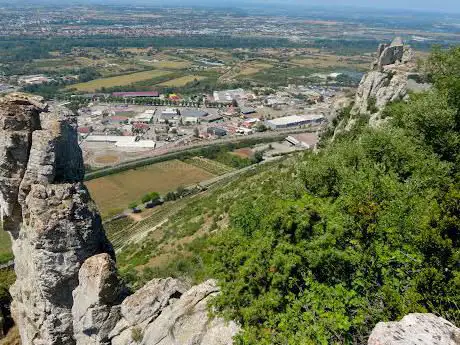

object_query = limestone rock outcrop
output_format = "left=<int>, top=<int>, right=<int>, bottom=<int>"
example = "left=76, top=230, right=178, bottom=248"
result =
left=351, top=37, right=416, bottom=118
left=0, top=93, right=239, bottom=345
left=0, top=93, right=116, bottom=344
left=72, top=253, right=126, bottom=345
left=110, top=279, right=240, bottom=345
left=368, top=313, right=460, bottom=345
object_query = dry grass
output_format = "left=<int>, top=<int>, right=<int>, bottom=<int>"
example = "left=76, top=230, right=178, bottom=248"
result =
left=93, top=155, right=120, bottom=165
left=152, top=60, right=192, bottom=69
left=231, top=148, right=254, bottom=159
left=292, top=55, right=371, bottom=70
left=85, top=160, right=215, bottom=217
left=0, top=327, right=20, bottom=345
left=237, top=62, right=273, bottom=76
left=157, top=75, right=206, bottom=87
left=70, top=70, right=172, bottom=92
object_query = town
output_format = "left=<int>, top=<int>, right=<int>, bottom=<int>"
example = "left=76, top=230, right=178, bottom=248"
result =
left=75, top=85, right=337, bottom=168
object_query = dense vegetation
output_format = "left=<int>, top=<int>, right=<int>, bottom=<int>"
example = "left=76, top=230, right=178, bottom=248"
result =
left=202, top=47, right=460, bottom=344
left=114, top=47, right=460, bottom=344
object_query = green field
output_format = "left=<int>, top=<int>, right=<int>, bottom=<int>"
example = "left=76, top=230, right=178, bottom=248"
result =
left=151, top=60, right=192, bottom=69
left=70, top=70, right=173, bottom=92
left=86, top=159, right=216, bottom=217
left=157, top=75, right=207, bottom=87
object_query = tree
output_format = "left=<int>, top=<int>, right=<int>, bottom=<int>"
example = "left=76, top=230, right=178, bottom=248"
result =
left=141, top=192, right=160, bottom=204
left=128, top=202, right=138, bottom=210
left=164, top=191, right=177, bottom=202
left=255, top=122, right=267, bottom=132
left=141, top=194, right=152, bottom=204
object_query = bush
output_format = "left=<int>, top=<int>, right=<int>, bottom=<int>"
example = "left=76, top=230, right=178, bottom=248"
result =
left=131, top=327, right=143, bottom=343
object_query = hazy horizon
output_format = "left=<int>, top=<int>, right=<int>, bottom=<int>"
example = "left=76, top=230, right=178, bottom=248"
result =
left=6, top=0, right=460, bottom=14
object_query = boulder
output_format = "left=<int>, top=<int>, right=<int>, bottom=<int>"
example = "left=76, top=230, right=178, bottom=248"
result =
left=72, top=254, right=126, bottom=345
left=110, top=279, right=240, bottom=345
left=368, top=313, right=460, bottom=345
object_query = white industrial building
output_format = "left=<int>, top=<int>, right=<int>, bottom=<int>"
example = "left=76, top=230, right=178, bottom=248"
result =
left=161, top=108, right=180, bottom=118
left=183, top=117, right=199, bottom=124
left=266, top=114, right=325, bottom=130
left=115, top=140, right=156, bottom=148
left=132, top=109, right=155, bottom=123
left=84, top=135, right=156, bottom=148
left=213, top=89, right=246, bottom=102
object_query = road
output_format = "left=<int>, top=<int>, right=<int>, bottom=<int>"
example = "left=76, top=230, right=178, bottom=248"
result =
left=85, top=127, right=320, bottom=180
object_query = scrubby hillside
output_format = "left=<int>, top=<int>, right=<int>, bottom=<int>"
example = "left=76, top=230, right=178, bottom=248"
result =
left=111, top=46, right=460, bottom=344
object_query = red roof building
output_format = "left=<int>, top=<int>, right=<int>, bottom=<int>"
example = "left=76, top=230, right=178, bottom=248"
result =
left=132, top=123, right=150, bottom=130
left=77, top=126, right=92, bottom=134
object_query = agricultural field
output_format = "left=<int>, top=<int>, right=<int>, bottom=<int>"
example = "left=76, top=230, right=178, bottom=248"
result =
left=184, top=157, right=235, bottom=175
left=157, top=75, right=207, bottom=87
left=237, top=62, right=273, bottom=76
left=30, top=55, right=145, bottom=76
left=291, top=54, right=371, bottom=70
left=86, top=159, right=215, bottom=217
left=69, top=69, right=172, bottom=92
left=151, top=60, right=193, bottom=69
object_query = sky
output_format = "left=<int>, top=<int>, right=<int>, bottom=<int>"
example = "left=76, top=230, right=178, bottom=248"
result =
left=255, top=0, right=459, bottom=12
left=121, top=0, right=460, bottom=14
left=183, top=0, right=460, bottom=13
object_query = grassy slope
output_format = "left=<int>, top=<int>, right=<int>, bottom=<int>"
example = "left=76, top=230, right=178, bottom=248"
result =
left=107, top=158, right=286, bottom=288
left=0, top=229, right=12, bottom=264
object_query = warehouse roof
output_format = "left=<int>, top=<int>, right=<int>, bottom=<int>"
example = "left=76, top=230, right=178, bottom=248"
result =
left=267, top=114, right=324, bottom=126
left=181, top=109, right=208, bottom=117
left=85, top=135, right=137, bottom=143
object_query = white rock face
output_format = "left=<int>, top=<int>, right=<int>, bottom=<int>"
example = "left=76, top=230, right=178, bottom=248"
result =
left=110, top=279, right=240, bottom=345
left=368, top=313, right=460, bottom=345
left=0, top=93, right=115, bottom=345
left=351, top=38, right=416, bottom=118
left=0, top=93, right=239, bottom=345
left=72, top=253, right=125, bottom=345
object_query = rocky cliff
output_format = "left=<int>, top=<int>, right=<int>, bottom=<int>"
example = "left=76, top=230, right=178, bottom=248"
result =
left=0, top=93, right=116, bottom=344
left=0, top=93, right=458, bottom=345
left=0, top=93, right=239, bottom=345
left=351, top=37, right=416, bottom=117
